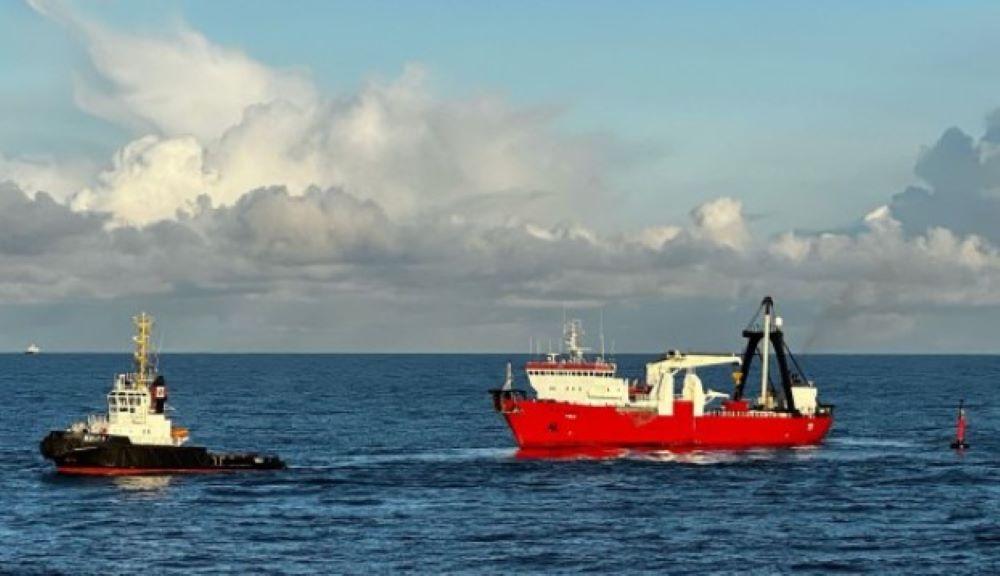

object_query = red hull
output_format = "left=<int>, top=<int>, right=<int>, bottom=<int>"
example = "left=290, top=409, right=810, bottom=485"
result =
left=499, top=398, right=832, bottom=449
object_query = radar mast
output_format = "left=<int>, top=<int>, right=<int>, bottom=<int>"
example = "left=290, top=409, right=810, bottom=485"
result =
left=133, top=312, right=154, bottom=387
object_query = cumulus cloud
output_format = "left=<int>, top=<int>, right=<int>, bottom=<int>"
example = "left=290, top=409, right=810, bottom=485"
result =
left=886, top=115, right=1000, bottom=243
left=57, top=64, right=615, bottom=227
left=28, top=0, right=317, bottom=141
left=0, top=181, right=107, bottom=255
left=0, top=153, right=92, bottom=201
left=5, top=160, right=1000, bottom=351
left=26, top=2, right=614, bottom=227
left=0, top=181, right=750, bottom=305
left=8, top=3, right=1000, bottom=351
left=70, top=135, right=216, bottom=223
left=189, top=186, right=398, bottom=265
left=768, top=208, right=1000, bottom=306
left=690, top=197, right=750, bottom=251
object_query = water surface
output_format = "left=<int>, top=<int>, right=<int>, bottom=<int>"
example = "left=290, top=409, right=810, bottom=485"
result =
left=2, top=354, right=997, bottom=574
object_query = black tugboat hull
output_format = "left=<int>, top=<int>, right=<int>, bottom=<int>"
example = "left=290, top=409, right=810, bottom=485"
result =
left=40, top=431, right=285, bottom=475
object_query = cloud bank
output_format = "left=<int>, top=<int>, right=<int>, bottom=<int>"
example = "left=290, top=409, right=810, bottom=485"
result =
left=4, top=1, right=1000, bottom=351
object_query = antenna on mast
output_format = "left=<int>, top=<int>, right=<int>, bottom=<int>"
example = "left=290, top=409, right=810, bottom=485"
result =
left=601, top=306, right=604, bottom=362
left=152, top=329, right=164, bottom=375
left=560, top=305, right=566, bottom=354
left=132, top=312, right=154, bottom=387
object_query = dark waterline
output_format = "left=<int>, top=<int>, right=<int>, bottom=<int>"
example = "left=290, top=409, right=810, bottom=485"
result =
left=3, top=354, right=998, bottom=574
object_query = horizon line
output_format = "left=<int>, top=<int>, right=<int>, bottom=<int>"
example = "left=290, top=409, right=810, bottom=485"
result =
left=4, top=351, right=999, bottom=356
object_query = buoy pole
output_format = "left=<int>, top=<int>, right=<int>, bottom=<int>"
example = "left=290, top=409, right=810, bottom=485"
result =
left=951, top=399, right=969, bottom=450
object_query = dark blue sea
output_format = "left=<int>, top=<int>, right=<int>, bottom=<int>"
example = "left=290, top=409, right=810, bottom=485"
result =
left=2, top=354, right=998, bottom=574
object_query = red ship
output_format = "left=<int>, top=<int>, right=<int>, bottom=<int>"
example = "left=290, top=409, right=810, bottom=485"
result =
left=491, top=297, right=833, bottom=450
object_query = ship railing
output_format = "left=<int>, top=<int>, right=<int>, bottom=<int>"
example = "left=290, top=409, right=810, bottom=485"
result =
left=489, top=388, right=526, bottom=413
left=704, top=409, right=793, bottom=418
left=86, top=414, right=109, bottom=433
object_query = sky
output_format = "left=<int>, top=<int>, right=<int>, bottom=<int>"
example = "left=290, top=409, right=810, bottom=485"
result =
left=3, top=0, right=1000, bottom=352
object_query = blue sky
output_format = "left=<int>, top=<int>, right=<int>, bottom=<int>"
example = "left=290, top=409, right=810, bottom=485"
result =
left=3, top=1, right=1000, bottom=351
left=6, top=1, right=1000, bottom=229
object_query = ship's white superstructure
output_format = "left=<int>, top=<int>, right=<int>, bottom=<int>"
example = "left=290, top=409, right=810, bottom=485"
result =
left=67, top=313, right=187, bottom=447
left=524, top=319, right=738, bottom=415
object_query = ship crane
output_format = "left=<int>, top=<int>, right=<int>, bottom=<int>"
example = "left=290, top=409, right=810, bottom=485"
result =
left=733, top=296, right=821, bottom=415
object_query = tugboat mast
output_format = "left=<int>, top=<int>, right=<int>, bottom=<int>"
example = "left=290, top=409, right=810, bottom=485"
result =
left=133, top=312, right=154, bottom=386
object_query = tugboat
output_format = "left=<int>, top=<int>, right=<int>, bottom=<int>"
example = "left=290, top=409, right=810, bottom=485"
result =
left=40, top=313, right=285, bottom=475
left=491, top=296, right=833, bottom=450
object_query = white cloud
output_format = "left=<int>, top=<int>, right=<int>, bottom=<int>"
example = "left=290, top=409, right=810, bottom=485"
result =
left=71, top=135, right=217, bottom=224
left=0, top=152, right=92, bottom=201
left=760, top=214, right=1000, bottom=307
left=29, top=0, right=316, bottom=141
left=55, top=57, right=614, bottom=226
left=25, top=3, right=619, bottom=227
left=690, top=197, right=750, bottom=250
left=11, top=3, right=1000, bottom=351
left=627, top=225, right=682, bottom=251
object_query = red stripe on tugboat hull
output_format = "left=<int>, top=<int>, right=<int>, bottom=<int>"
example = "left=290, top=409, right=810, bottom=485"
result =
left=501, top=399, right=832, bottom=449
left=55, top=466, right=270, bottom=476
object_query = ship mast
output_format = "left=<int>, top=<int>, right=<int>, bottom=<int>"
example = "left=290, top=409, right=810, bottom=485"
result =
left=564, top=319, right=586, bottom=361
left=599, top=308, right=605, bottom=362
left=133, top=312, right=154, bottom=387
left=760, top=301, right=771, bottom=408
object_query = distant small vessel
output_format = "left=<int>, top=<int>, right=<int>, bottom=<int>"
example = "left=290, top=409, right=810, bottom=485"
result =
left=40, top=313, right=285, bottom=475
left=491, top=296, right=833, bottom=450
left=25, top=344, right=40, bottom=355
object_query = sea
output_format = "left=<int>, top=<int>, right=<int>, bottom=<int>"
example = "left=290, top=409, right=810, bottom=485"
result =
left=1, top=354, right=998, bottom=574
